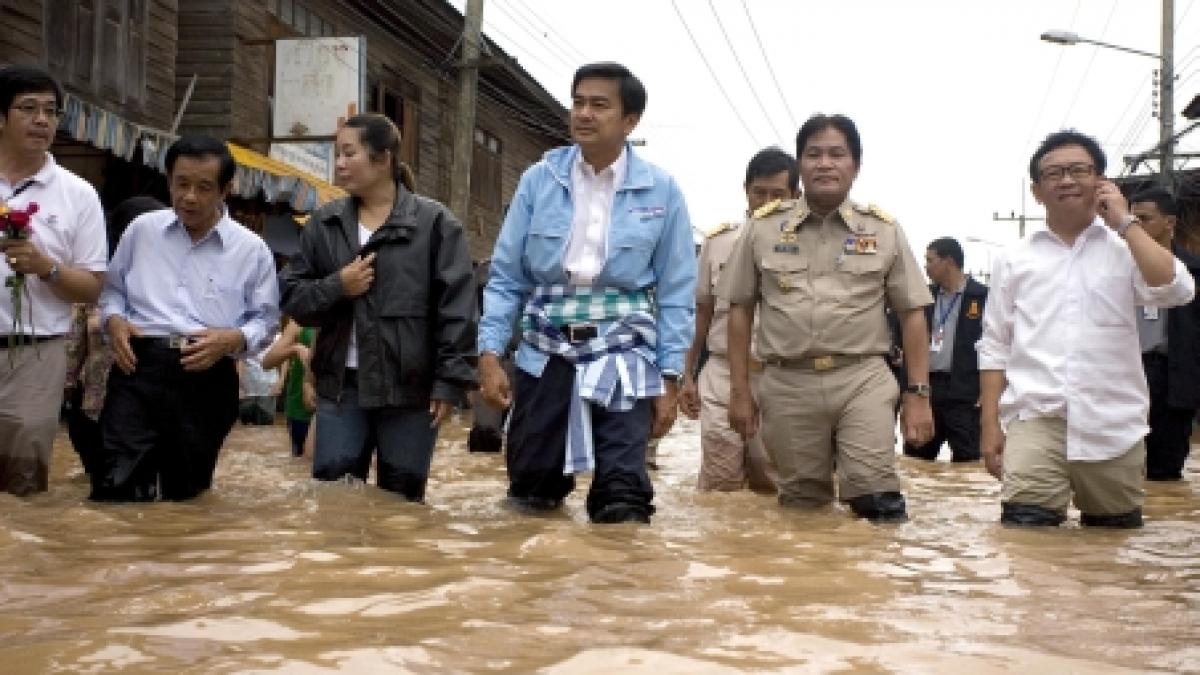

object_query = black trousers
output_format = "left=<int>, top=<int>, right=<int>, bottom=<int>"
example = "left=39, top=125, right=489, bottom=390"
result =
left=91, top=341, right=238, bottom=502
left=1143, top=353, right=1195, bottom=480
left=506, top=356, right=655, bottom=521
left=64, top=386, right=104, bottom=476
left=904, top=374, right=980, bottom=462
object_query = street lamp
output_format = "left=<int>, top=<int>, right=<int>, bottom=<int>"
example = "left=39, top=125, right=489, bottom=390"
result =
left=1041, top=1, right=1175, bottom=190
left=964, top=236, right=1004, bottom=280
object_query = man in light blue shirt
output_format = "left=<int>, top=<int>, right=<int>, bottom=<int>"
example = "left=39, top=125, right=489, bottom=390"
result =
left=478, top=63, right=696, bottom=524
left=92, top=135, right=279, bottom=501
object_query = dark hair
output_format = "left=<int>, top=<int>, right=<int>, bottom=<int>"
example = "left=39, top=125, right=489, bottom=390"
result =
left=342, top=113, right=416, bottom=191
left=571, top=62, right=647, bottom=116
left=1129, top=186, right=1179, bottom=217
left=165, top=135, right=237, bottom=189
left=745, top=147, right=799, bottom=192
left=795, top=114, right=862, bottom=166
left=1029, top=129, right=1106, bottom=182
left=0, top=65, right=62, bottom=117
left=107, top=196, right=164, bottom=258
left=927, top=237, right=964, bottom=269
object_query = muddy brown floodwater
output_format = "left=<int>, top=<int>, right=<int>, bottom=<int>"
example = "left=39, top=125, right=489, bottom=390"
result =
left=1, top=415, right=1198, bottom=673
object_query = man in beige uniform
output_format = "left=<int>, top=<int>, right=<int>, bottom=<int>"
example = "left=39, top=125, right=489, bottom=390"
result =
left=680, top=147, right=798, bottom=492
left=719, top=114, right=934, bottom=522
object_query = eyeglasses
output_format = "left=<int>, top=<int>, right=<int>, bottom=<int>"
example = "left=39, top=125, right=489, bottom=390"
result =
left=9, top=102, right=63, bottom=120
left=1039, top=163, right=1096, bottom=183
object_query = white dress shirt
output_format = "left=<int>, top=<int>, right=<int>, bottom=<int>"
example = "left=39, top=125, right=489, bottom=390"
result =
left=0, top=154, right=107, bottom=336
left=563, top=147, right=627, bottom=284
left=977, top=219, right=1195, bottom=461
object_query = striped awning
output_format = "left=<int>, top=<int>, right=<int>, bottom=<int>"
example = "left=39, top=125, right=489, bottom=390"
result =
left=226, top=142, right=345, bottom=212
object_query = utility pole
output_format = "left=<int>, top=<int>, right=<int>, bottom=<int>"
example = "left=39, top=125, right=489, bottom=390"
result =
left=449, top=0, right=484, bottom=224
left=993, top=182, right=1044, bottom=238
left=1159, top=0, right=1175, bottom=190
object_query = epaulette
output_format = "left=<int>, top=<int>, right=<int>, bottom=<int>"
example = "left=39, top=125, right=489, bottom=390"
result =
left=752, top=198, right=797, bottom=219
left=705, top=222, right=735, bottom=239
left=855, top=202, right=895, bottom=225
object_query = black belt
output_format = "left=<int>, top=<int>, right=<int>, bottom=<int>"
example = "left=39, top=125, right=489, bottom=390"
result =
left=130, top=335, right=193, bottom=349
left=1142, top=351, right=1168, bottom=361
left=930, top=371, right=952, bottom=379
left=558, top=322, right=598, bottom=343
left=0, top=334, right=57, bottom=349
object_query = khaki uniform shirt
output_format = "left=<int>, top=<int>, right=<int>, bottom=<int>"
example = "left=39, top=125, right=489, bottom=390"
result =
left=717, top=197, right=932, bottom=360
left=696, top=219, right=759, bottom=357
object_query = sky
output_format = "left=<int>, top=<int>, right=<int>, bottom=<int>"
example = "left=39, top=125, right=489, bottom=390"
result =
left=451, top=0, right=1200, bottom=277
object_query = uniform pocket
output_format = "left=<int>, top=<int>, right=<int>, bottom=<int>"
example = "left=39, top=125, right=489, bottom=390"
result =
left=760, top=257, right=809, bottom=305
left=379, top=298, right=431, bottom=387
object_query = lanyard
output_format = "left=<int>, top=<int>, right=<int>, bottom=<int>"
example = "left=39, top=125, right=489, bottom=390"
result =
left=934, top=292, right=962, bottom=330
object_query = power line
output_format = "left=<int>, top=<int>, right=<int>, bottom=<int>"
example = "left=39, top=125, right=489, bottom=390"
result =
left=670, top=0, right=759, bottom=146
left=1059, top=0, right=1119, bottom=127
left=1103, top=70, right=1152, bottom=148
left=480, top=18, right=573, bottom=82
left=739, top=0, right=797, bottom=131
left=1025, top=0, right=1083, bottom=147
left=707, top=0, right=786, bottom=145
left=490, top=1, right=580, bottom=74
left=507, top=0, right=589, bottom=64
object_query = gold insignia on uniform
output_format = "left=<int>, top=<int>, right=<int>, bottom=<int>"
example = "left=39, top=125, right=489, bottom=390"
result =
left=705, top=222, right=733, bottom=238
left=855, top=234, right=878, bottom=254
left=753, top=199, right=782, bottom=219
left=966, top=299, right=981, bottom=320
left=776, top=273, right=792, bottom=291
left=865, top=203, right=896, bottom=224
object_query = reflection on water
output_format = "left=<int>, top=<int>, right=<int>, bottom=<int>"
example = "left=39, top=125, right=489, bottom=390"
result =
left=1, top=418, right=1198, bottom=673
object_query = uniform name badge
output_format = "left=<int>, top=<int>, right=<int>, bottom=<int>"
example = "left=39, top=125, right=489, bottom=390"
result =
left=930, top=327, right=944, bottom=353
left=1143, top=306, right=1160, bottom=320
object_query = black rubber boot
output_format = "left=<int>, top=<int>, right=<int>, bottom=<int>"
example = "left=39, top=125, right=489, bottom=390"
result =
left=1000, top=502, right=1066, bottom=526
left=1080, top=508, right=1143, bottom=529
left=847, top=491, right=909, bottom=523
left=591, top=502, right=652, bottom=524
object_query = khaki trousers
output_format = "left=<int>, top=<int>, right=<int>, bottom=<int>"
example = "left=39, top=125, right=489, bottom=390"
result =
left=698, top=354, right=776, bottom=492
left=0, top=338, right=68, bottom=496
left=758, top=356, right=901, bottom=506
left=1000, top=416, right=1145, bottom=516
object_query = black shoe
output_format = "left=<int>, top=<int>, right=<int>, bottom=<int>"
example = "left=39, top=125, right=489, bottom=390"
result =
left=1146, top=473, right=1183, bottom=482
left=504, top=494, right=563, bottom=514
left=1000, top=502, right=1066, bottom=527
left=591, top=502, right=651, bottom=524
left=847, top=491, right=909, bottom=523
left=1080, top=508, right=1143, bottom=529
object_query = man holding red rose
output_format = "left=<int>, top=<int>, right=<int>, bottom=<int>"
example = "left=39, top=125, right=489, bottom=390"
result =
left=0, top=66, right=107, bottom=496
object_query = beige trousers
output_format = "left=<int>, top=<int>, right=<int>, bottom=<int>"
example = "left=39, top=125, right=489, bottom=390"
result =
left=1000, top=416, right=1145, bottom=516
left=0, top=338, right=68, bottom=495
left=758, top=356, right=901, bottom=506
left=698, top=354, right=776, bottom=492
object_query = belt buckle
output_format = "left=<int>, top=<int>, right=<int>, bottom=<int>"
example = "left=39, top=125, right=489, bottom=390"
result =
left=168, top=335, right=189, bottom=349
left=566, top=322, right=598, bottom=343
left=813, top=355, right=834, bottom=371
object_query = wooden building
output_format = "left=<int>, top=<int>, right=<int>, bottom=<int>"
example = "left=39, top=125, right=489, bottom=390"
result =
left=0, top=0, right=570, bottom=258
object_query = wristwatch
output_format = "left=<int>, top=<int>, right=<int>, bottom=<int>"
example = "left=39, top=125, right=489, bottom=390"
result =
left=1117, top=213, right=1140, bottom=237
left=662, top=371, right=681, bottom=383
left=39, top=263, right=60, bottom=283
left=904, top=382, right=931, bottom=398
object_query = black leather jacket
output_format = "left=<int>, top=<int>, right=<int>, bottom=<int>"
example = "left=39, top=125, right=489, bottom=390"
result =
left=278, top=186, right=477, bottom=408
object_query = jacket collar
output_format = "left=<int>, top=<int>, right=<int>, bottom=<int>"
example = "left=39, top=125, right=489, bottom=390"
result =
left=321, top=182, right=419, bottom=246
left=544, top=141, right=655, bottom=192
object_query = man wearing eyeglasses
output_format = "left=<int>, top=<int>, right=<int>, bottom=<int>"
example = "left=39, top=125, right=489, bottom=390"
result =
left=0, top=66, right=107, bottom=496
left=978, top=130, right=1194, bottom=528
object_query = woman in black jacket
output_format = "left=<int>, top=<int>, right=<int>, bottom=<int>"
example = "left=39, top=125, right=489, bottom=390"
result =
left=279, top=114, right=477, bottom=502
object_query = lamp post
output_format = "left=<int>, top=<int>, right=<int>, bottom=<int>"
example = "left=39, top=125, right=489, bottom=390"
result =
left=965, top=236, right=1005, bottom=281
left=1040, top=0, right=1175, bottom=189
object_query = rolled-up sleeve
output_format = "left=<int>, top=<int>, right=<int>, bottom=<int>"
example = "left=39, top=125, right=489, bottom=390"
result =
left=1135, top=255, right=1195, bottom=308
left=649, top=177, right=697, bottom=374
left=976, top=252, right=1013, bottom=370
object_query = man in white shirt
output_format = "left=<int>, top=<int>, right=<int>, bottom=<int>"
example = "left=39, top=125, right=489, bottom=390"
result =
left=0, top=66, right=107, bottom=496
left=977, top=130, right=1195, bottom=528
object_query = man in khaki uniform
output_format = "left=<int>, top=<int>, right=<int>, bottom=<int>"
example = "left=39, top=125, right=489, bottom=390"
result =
left=680, top=147, right=798, bottom=492
left=718, top=114, right=935, bottom=522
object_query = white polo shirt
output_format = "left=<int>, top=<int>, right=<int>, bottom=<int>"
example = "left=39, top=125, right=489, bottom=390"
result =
left=0, top=153, right=107, bottom=336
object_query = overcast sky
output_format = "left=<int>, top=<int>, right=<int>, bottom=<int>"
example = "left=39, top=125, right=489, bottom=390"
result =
left=451, top=0, right=1200, bottom=276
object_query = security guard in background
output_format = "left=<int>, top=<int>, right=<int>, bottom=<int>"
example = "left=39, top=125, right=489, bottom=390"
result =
left=679, top=147, right=798, bottom=493
left=718, top=113, right=935, bottom=523
left=904, top=237, right=988, bottom=462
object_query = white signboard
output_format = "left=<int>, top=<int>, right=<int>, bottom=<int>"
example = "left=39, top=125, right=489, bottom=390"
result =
left=271, top=36, right=365, bottom=182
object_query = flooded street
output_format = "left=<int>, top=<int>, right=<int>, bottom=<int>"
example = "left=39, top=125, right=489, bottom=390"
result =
left=1, top=416, right=1198, bottom=673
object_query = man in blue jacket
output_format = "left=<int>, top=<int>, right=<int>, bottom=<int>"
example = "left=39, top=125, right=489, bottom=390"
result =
left=478, top=62, right=696, bottom=524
